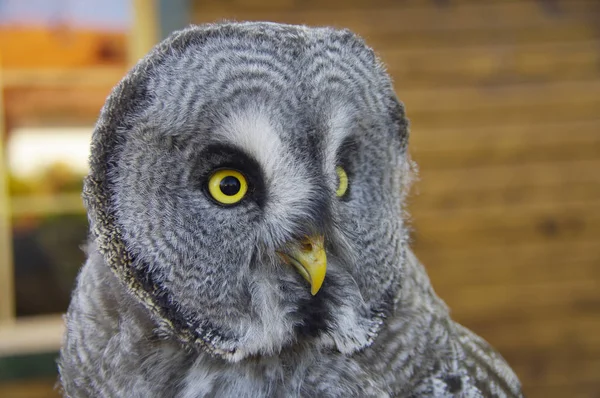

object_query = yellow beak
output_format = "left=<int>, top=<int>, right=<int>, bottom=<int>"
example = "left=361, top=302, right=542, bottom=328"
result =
left=277, top=235, right=327, bottom=296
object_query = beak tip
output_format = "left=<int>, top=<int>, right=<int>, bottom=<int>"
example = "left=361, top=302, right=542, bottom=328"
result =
left=310, top=275, right=325, bottom=296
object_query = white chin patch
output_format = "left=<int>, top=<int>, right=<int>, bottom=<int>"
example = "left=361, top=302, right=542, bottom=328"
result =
left=319, top=302, right=385, bottom=355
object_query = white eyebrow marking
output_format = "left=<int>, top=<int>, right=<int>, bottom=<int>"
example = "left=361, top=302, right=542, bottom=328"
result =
left=324, top=101, right=355, bottom=173
left=214, top=107, right=317, bottom=242
left=215, top=107, right=283, bottom=181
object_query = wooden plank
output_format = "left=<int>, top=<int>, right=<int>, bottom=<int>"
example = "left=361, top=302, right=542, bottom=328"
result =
left=401, top=80, right=600, bottom=112
left=410, top=159, right=600, bottom=211
left=410, top=201, right=600, bottom=249
left=412, top=179, right=600, bottom=212
left=437, top=279, right=599, bottom=321
left=408, top=99, right=600, bottom=129
left=413, top=159, right=600, bottom=196
left=411, top=120, right=600, bottom=152
left=403, top=80, right=600, bottom=128
left=411, top=120, right=600, bottom=168
left=0, top=315, right=64, bottom=357
left=374, top=24, right=596, bottom=50
left=456, top=304, right=600, bottom=340
left=476, top=316, right=600, bottom=348
left=509, top=356, right=600, bottom=389
left=419, top=240, right=600, bottom=287
left=382, top=40, right=600, bottom=87
left=194, top=0, right=597, bottom=13
left=523, top=383, right=600, bottom=398
left=468, top=313, right=600, bottom=356
left=467, top=313, right=600, bottom=355
left=415, top=140, right=600, bottom=170
left=192, top=1, right=597, bottom=32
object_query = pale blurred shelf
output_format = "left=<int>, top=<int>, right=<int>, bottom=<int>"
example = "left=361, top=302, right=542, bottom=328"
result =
left=9, top=193, right=85, bottom=216
left=2, top=67, right=126, bottom=89
left=0, top=314, right=64, bottom=357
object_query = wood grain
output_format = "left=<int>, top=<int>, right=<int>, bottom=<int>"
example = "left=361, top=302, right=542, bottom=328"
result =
left=383, top=40, right=600, bottom=87
left=411, top=120, right=600, bottom=167
left=421, top=240, right=600, bottom=286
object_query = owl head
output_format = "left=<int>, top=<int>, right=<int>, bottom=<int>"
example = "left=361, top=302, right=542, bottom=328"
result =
left=85, top=22, right=411, bottom=361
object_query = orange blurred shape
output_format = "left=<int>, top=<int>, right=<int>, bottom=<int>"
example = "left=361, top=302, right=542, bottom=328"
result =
left=0, top=25, right=127, bottom=69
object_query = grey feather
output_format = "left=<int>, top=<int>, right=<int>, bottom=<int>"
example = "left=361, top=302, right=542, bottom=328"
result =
left=58, top=22, right=523, bottom=397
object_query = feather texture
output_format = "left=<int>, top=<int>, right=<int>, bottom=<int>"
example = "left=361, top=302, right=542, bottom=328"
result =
left=59, top=22, right=523, bottom=397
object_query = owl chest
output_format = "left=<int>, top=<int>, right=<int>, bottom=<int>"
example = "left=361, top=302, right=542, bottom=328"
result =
left=178, top=355, right=389, bottom=398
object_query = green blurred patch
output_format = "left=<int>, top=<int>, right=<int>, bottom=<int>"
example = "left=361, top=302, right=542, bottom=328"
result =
left=8, top=162, right=84, bottom=196
left=0, top=352, right=59, bottom=382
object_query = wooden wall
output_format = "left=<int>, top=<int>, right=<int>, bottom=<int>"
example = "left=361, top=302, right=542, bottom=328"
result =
left=192, top=1, right=600, bottom=397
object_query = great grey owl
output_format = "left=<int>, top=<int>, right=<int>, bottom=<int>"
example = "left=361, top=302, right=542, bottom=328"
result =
left=58, top=22, right=523, bottom=397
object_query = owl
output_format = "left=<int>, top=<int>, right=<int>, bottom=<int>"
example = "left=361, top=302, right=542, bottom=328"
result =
left=58, top=22, right=523, bottom=397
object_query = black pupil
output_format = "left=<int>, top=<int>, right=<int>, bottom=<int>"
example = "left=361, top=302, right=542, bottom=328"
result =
left=220, top=176, right=241, bottom=196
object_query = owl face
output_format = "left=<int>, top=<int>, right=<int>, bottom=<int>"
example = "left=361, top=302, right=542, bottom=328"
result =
left=89, top=22, right=410, bottom=360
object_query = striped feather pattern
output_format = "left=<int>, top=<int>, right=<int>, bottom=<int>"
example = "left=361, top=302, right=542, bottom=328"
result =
left=59, top=22, right=523, bottom=397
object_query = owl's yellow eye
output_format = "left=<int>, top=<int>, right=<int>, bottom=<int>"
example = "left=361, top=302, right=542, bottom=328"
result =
left=208, top=169, right=248, bottom=205
left=335, top=166, right=349, bottom=197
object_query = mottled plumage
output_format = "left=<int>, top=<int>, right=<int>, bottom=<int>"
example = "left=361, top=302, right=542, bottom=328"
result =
left=59, top=22, right=523, bottom=397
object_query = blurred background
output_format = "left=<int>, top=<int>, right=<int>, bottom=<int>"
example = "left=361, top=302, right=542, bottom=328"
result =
left=0, top=0, right=598, bottom=397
